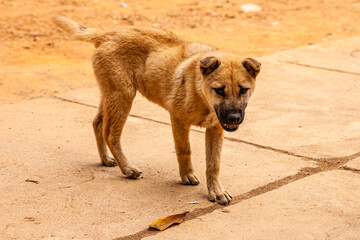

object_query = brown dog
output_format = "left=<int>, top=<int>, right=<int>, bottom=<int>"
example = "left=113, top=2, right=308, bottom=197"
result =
left=54, top=16, right=261, bottom=205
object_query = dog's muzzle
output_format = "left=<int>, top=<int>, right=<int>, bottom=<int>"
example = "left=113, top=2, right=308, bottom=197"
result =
left=215, top=108, right=245, bottom=132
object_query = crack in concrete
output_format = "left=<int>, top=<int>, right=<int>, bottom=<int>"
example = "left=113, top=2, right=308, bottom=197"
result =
left=279, top=61, right=360, bottom=76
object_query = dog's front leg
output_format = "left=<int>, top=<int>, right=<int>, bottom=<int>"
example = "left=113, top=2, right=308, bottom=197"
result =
left=205, top=124, right=232, bottom=205
left=171, top=116, right=199, bottom=185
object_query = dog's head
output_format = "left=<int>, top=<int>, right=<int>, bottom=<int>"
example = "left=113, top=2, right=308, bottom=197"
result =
left=200, top=55, right=261, bottom=132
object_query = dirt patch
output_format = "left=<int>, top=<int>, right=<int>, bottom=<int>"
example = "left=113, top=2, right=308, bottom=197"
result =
left=0, top=0, right=359, bottom=104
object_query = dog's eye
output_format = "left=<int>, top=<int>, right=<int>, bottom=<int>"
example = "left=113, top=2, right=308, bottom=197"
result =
left=239, top=87, right=249, bottom=95
left=213, top=87, right=225, bottom=97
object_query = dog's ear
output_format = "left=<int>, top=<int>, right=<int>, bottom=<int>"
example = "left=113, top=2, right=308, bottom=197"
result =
left=200, top=56, right=221, bottom=76
left=242, top=58, right=261, bottom=78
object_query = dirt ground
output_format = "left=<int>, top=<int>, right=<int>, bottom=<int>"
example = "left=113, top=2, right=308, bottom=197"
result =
left=0, top=0, right=359, bottom=104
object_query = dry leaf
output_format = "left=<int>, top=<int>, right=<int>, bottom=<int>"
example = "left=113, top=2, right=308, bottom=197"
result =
left=149, top=211, right=189, bottom=231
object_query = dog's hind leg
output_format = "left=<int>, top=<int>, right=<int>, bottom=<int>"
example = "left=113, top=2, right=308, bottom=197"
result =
left=93, top=100, right=117, bottom=166
left=102, top=90, right=142, bottom=179
left=171, top=116, right=199, bottom=185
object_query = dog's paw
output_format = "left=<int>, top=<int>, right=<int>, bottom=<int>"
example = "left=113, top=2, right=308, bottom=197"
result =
left=181, top=173, right=200, bottom=185
left=123, top=166, right=142, bottom=179
left=102, top=157, right=117, bottom=167
left=208, top=189, right=232, bottom=205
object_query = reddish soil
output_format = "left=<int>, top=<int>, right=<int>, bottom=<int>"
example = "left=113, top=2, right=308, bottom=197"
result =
left=1, top=0, right=359, bottom=103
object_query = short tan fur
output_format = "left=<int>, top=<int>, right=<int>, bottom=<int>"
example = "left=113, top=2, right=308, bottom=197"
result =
left=54, top=16, right=261, bottom=205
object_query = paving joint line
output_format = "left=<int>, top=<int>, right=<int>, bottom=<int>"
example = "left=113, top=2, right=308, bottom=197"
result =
left=53, top=96, right=360, bottom=164
left=53, top=96, right=177, bottom=126
left=115, top=155, right=360, bottom=240
left=341, top=166, right=360, bottom=175
left=315, top=151, right=360, bottom=169
left=53, top=96, right=99, bottom=108
left=279, top=60, right=360, bottom=76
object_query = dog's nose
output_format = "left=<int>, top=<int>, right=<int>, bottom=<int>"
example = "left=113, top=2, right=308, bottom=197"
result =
left=227, top=112, right=241, bottom=123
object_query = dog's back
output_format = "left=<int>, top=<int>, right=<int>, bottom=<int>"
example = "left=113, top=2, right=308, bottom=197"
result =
left=54, top=16, right=190, bottom=104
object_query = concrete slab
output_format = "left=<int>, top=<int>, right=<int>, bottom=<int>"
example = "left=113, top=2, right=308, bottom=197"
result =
left=0, top=98, right=311, bottom=240
left=267, top=36, right=360, bottom=75
left=346, top=157, right=360, bottom=170
left=144, top=170, right=360, bottom=240
left=238, top=60, right=360, bottom=158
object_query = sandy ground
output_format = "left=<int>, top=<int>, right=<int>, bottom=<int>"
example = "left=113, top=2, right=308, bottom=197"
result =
left=1, top=0, right=360, bottom=103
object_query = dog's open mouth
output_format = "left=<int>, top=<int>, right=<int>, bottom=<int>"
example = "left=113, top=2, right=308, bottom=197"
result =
left=214, top=108, right=243, bottom=132
left=220, top=123, right=239, bottom=132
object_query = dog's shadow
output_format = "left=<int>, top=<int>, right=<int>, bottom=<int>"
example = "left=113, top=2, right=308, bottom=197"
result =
left=80, top=162, right=206, bottom=199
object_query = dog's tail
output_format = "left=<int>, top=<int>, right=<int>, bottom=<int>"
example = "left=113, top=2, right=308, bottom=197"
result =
left=53, top=16, right=105, bottom=46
